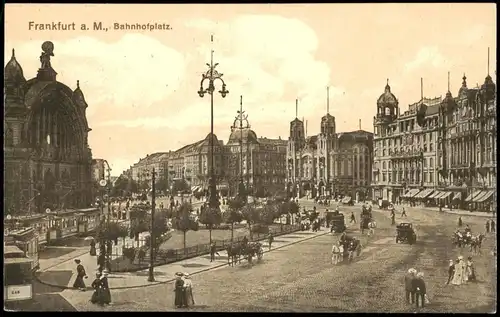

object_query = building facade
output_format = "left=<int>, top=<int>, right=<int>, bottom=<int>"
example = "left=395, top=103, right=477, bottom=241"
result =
left=91, top=159, right=106, bottom=183
left=372, top=73, right=496, bottom=211
left=286, top=105, right=373, bottom=200
left=4, top=42, right=94, bottom=215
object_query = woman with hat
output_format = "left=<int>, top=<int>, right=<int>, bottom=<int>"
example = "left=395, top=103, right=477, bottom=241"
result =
left=451, top=256, right=465, bottom=285
left=173, top=272, right=185, bottom=308
left=466, top=256, right=476, bottom=282
left=72, top=259, right=88, bottom=291
left=183, top=273, right=195, bottom=307
left=446, top=260, right=455, bottom=285
left=90, top=272, right=102, bottom=305
left=99, top=269, right=112, bottom=305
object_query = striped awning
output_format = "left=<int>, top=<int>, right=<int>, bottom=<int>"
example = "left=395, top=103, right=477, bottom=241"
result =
left=465, top=190, right=483, bottom=202
left=416, top=188, right=434, bottom=199
left=475, top=190, right=495, bottom=203
left=410, top=189, right=422, bottom=198
left=403, top=189, right=420, bottom=198
left=452, top=192, right=462, bottom=201
left=434, top=191, right=447, bottom=199
left=429, top=191, right=442, bottom=199
left=439, top=192, right=453, bottom=200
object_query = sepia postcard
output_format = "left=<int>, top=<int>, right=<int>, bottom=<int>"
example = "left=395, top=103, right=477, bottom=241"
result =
left=3, top=3, right=497, bottom=313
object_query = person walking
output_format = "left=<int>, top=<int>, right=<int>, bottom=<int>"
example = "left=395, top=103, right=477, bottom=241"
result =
left=413, top=272, right=427, bottom=308
left=89, top=239, right=97, bottom=256
left=485, top=220, right=490, bottom=233
left=99, top=269, right=112, bottom=305
left=183, top=273, right=195, bottom=307
left=401, top=207, right=407, bottom=217
left=331, top=242, right=341, bottom=265
left=391, top=212, right=396, bottom=226
left=268, top=234, right=274, bottom=251
left=404, top=268, right=416, bottom=304
left=209, top=242, right=220, bottom=262
left=72, top=259, right=88, bottom=291
left=90, top=271, right=102, bottom=305
left=466, top=256, right=476, bottom=282
left=350, top=212, right=356, bottom=224
left=446, top=259, right=455, bottom=285
left=491, top=219, right=496, bottom=233
left=451, top=256, right=465, bottom=285
left=458, top=217, right=463, bottom=227
left=174, top=272, right=185, bottom=308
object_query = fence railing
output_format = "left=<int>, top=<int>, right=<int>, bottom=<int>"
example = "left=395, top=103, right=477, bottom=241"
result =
left=110, top=223, right=302, bottom=272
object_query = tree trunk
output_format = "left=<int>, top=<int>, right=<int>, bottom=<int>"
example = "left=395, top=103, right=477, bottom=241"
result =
left=183, top=231, right=187, bottom=255
left=248, top=222, right=253, bottom=240
left=231, top=222, right=234, bottom=242
left=209, top=227, right=212, bottom=245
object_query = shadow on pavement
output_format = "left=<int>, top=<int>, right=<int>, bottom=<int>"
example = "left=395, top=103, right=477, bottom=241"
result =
left=39, top=247, right=78, bottom=260
left=5, top=293, right=77, bottom=311
left=37, top=270, right=73, bottom=288
left=48, top=236, right=91, bottom=248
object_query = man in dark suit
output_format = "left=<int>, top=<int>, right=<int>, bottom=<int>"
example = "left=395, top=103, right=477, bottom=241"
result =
left=404, top=268, right=416, bottom=304
left=412, top=272, right=427, bottom=308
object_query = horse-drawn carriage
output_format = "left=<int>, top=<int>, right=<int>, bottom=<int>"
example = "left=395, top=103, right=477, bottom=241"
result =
left=396, top=223, right=417, bottom=245
left=227, top=241, right=264, bottom=266
left=339, top=234, right=362, bottom=262
left=327, top=212, right=346, bottom=233
left=360, top=205, right=373, bottom=230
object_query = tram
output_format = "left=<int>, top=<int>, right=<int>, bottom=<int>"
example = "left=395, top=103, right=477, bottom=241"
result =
left=4, top=227, right=39, bottom=304
left=5, top=214, right=50, bottom=248
left=76, top=207, right=101, bottom=235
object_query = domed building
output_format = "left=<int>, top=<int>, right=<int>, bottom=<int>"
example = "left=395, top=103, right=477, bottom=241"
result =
left=4, top=42, right=94, bottom=215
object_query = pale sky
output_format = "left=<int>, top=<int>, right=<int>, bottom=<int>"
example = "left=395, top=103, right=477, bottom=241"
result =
left=4, top=4, right=496, bottom=175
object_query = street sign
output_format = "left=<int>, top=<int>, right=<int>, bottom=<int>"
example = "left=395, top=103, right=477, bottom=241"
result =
left=99, top=179, right=107, bottom=187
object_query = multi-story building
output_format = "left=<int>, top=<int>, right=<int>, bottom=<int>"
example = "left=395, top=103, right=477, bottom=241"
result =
left=125, top=109, right=288, bottom=197
left=372, top=72, right=496, bottom=212
left=91, top=159, right=106, bottom=182
left=286, top=97, right=373, bottom=201
left=4, top=42, right=94, bottom=215
left=130, top=152, right=173, bottom=191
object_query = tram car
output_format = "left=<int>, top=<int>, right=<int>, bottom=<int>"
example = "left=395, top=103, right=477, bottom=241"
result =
left=5, top=214, right=50, bottom=249
left=4, top=227, right=40, bottom=271
left=75, top=208, right=101, bottom=236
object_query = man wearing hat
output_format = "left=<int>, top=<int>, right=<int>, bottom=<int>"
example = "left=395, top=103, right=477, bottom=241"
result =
left=404, top=268, right=416, bottom=304
left=72, top=259, right=87, bottom=291
left=412, top=272, right=427, bottom=308
left=99, top=269, right=112, bottom=305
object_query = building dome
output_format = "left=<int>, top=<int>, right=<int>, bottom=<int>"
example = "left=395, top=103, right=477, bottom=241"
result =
left=228, top=128, right=258, bottom=144
left=321, top=113, right=335, bottom=121
left=441, top=90, right=457, bottom=114
left=72, top=80, right=88, bottom=107
left=4, top=49, right=26, bottom=84
left=377, top=82, right=398, bottom=107
left=458, top=73, right=468, bottom=97
left=481, top=74, right=496, bottom=101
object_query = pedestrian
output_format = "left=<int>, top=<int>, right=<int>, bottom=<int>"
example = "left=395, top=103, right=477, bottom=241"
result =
left=485, top=220, right=490, bottom=233
left=350, top=212, right=356, bottom=223
left=106, top=240, right=113, bottom=257
left=331, top=241, right=341, bottom=265
left=401, top=208, right=407, bottom=217
left=491, top=220, right=496, bottom=233
left=209, top=242, right=220, bottom=262
left=89, top=239, right=97, bottom=256
left=338, top=242, right=345, bottom=264
left=268, top=234, right=274, bottom=251
left=412, top=272, right=427, bottom=308
left=72, top=259, right=88, bottom=291
left=99, top=269, right=111, bottom=305
left=174, top=272, right=185, bottom=308
left=458, top=217, right=463, bottom=227
left=466, top=256, right=476, bottom=282
left=183, top=273, right=195, bottom=307
left=404, top=268, right=416, bottom=304
left=391, top=213, right=396, bottom=226
left=90, top=271, right=102, bottom=305
left=451, top=256, right=465, bottom=285
left=97, top=253, right=105, bottom=273
left=446, top=259, right=455, bottom=285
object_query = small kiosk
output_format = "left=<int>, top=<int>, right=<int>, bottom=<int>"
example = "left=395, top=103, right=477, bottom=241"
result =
left=4, top=245, right=35, bottom=303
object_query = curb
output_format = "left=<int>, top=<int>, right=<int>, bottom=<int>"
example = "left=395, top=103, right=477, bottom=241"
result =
left=34, top=230, right=329, bottom=291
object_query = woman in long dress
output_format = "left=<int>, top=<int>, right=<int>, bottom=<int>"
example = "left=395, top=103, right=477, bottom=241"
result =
left=466, top=256, right=476, bottom=282
left=451, top=256, right=464, bottom=285
left=99, top=270, right=112, bottom=305
left=174, top=272, right=185, bottom=308
left=90, top=272, right=102, bottom=305
left=183, top=273, right=195, bottom=307
left=90, top=239, right=97, bottom=256
left=72, top=259, right=87, bottom=291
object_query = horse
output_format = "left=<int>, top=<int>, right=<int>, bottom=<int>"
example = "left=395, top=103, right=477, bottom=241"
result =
left=470, top=233, right=485, bottom=254
left=227, top=243, right=243, bottom=266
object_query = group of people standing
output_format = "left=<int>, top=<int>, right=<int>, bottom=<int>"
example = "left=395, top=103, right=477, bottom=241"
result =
left=72, top=258, right=112, bottom=306
left=404, top=268, right=428, bottom=308
left=174, top=272, right=195, bottom=308
left=447, top=255, right=476, bottom=285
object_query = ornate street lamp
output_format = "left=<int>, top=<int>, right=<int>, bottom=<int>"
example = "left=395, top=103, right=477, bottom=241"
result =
left=141, top=168, right=157, bottom=282
left=197, top=35, right=229, bottom=209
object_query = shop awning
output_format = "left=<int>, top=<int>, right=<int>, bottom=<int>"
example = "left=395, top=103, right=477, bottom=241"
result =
left=475, top=190, right=495, bottom=203
left=429, top=191, right=442, bottom=199
left=434, top=191, right=447, bottom=199
left=416, top=189, right=434, bottom=199
left=422, top=189, right=435, bottom=199
left=452, top=192, right=462, bottom=201
left=403, top=189, right=417, bottom=198
left=342, top=196, right=352, bottom=203
left=465, top=190, right=483, bottom=202
left=439, top=192, right=453, bottom=200
left=409, top=189, right=422, bottom=198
